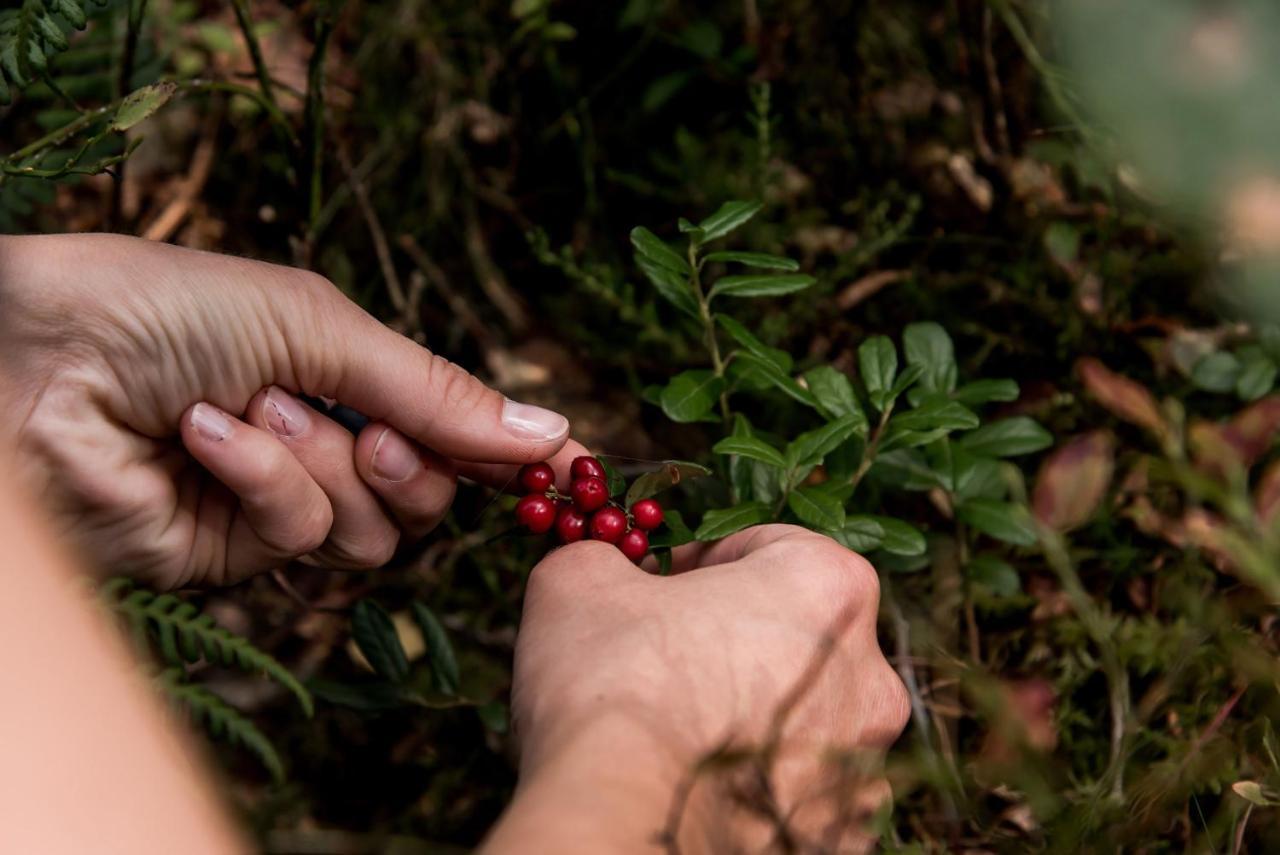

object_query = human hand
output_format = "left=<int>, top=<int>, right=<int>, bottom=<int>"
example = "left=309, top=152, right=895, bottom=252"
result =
left=0, top=233, right=578, bottom=588
left=487, top=525, right=911, bottom=854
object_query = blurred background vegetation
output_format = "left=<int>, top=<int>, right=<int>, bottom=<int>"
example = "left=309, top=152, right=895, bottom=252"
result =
left=5, top=0, right=1280, bottom=851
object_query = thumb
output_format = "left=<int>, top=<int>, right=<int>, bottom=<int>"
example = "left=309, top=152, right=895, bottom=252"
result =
left=285, top=278, right=569, bottom=464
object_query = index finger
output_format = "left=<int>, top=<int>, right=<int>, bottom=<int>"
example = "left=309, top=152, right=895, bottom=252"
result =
left=659, top=523, right=828, bottom=574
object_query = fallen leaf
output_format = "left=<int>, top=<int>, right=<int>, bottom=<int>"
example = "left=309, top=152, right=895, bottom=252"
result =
left=1255, top=460, right=1280, bottom=524
left=1077, top=358, right=1169, bottom=442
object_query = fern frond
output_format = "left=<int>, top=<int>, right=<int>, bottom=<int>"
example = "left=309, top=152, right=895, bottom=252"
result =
left=107, top=582, right=314, bottom=717
left=156, top=669, right=285, bottom=783
left=0, top=0, right=105, bottom=105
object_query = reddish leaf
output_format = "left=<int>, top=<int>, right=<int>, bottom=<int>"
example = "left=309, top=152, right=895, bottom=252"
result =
left=1255, top=460, right=1280, bottom=524
left=1032, top=430, right=1116, bottom=532
left=982, top=678, right=1058, bottom=764
left=1077, top=358, right=1169, bottom=441
left=1190, top=396, right=1280, bottom=475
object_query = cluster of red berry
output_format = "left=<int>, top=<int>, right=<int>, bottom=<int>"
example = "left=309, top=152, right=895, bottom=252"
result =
left=514, top=456, right=664, bottom=563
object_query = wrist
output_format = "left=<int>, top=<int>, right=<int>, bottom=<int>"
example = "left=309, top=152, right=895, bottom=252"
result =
left=483, top=709, right=730, bottom=855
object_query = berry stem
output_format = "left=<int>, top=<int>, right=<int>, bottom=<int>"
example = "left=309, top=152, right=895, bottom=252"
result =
left=688, top=242, right=731, bottom=422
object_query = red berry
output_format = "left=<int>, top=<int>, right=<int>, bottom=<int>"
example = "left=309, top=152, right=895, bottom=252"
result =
left=515, top=494, right=556, bottom=534
left=555, top=505, right=586, bottom=544
left=619, top=528, right=649, bottom=563
left=631, top=499, right=664, bottom=530
left=571, top=476, right=609, bottom=512
left=589, top=507, right=627, bottom=543
left=570, top=456, right=606, bottom=482
left=518, top=462, right=555, bottom=494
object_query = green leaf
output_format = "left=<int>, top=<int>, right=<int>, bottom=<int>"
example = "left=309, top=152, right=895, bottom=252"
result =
left=352, top=600, right=410, bottom=683
left=695, top=501, right=773, bottom=540
left=869, top=516, right=927, bottom=556
left=308, top=678, right=417, bottom=712
left=111, top=81, right=178, bottom=131
left=859, top=336, right=898, bottom=409
left=660, top=370, right=724, bottom=422
left=734, top=351, right=818, bottom=407
left=787, top=487, right=846, bottom=530
left=708, top=272, right=816, bottom=300
left=891, top=399, right=980, bottom=433
left=959, top=417, right=1054, bottom=457
left=697, top=200, right=763, bottom=242
left=159, top=670, right=285, bottom=782
left=868, top=449, right=945, bottom=491
left=786, top=414, right=868, bottom=471
left=1236, top=352, right=1278, bottom=401
left=624, top=460, right=712, bottom=505
left=833, top=516, right=885, bottom=552
left=952, top=451, right=1006, bottom=501
left=411, top=602, right=460, bottom=696
left=637, top=256, right=700, bottom=320
left=903, top=322, right=958, bottom=393
left=957, top=499, right=1038, bottom=546
left=1191, top=351, right=1242, bottom=394
left=598, top=457, right=628, bottom=497
left=888, top=364, right=925, bottom=401
left=717, top=314, right=792, bottom=372
left=967, top=556, right=1021, bottom=597
left=703, top=251, right=800, bottom=271
left=803, top=365, right=862, bottom=421
left=712, top=435, right=786, bottom=468
left=648, top=508, right=694, bottom=548
left=630, top=226, right=690, bottom=275
left=952, top=379, right=1020, bottom=407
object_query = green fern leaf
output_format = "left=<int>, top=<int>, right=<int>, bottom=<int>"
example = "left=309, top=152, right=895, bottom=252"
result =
left=157, top=669, right=285, bottom=783
left=107, top=582, right=314, bottom=717
left=0, top=0, right=104, bottom=104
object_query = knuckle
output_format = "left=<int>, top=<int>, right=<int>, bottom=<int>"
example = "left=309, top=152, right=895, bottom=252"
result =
left=331, top=529, right=400, bottom=569
left=779, top=536, right=881, bottom=616
left=427, top=352, right=492, bottom=412
left=271, top=501, right=332, bottom=556
left=526, top=540, right=626, bottom=602
left=872, top=662, right=913, bottom=744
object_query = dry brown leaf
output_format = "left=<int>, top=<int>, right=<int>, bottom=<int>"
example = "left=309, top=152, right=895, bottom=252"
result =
left=1032, top=430, right=1116, bottom=532
left=1077, top=358, right=1169, bottom=442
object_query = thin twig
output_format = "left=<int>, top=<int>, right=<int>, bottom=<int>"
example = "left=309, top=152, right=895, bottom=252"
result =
left=141, top=105, right=220, bottom=242
left=230, top=0, right=279, bottom=111
left=337, top=144, right=407, bottom=317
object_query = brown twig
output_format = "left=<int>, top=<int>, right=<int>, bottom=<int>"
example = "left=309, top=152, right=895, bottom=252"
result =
left=338, top=145, right=409, bottom=322
left=398, top=233, right=496, bottom=350
left=461, top=194, right=529, bottom=332
left=141, top=108, right=221, bottom=243
left=835, top=269, right=908, bottom=311
left=981, top=5, right=1012, bottom=163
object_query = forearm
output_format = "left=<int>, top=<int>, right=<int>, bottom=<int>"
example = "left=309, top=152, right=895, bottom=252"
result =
left=481, top=712, right=727, bottom=855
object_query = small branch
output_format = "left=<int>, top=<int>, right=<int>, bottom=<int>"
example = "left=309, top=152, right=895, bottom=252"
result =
left=141, top=107, right=220, bottom=242
left=337, top=144, right=407, bottom=317
left=835, top=269, right=907, bottom=311
left=689, top=244, right=730, bottom=421
left=302, top=14, right=336, bottom=259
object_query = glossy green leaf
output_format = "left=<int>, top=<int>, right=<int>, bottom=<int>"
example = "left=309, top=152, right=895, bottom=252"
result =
left=703, top=251, right=800, bottom=271
left=637, top=256, right=700, bottom=320
left=648, top=508, right=694, bottom=548
left=957, top=499, right=1038, bottom=546
left=787, top=487, right=846, bottom=530
left=959, top=417, right=1054, bottom=457
left=695, top=501, right=773, bottom=540
left=859, top=336, right=898, bottom=409
left=352, top=600, right=409, bottom=684
left=891, top=399, right=979, bottom=433
left=834, top=516, right=885, bottom=552
left=625, top=460, right=712, bottom=505
left=660, top=370, right=724, bottom=422
left=869, top=516, right=927, bottom=556
left=734, top=351, right=817, bottom=407
left=112, top=81, right=178, bottom=131
left=786, top=414, right=868, bottom=471
left=868, top=449, right=945, bottom=491
left=697, top=200, right=763, bottom=242
left=903, top=321, right=958, bottom=393
left=630, top=226, right=690, bottom=275
left=712, top=435, right=786, bottom=468
left=952, top=378, right=1020, bottom=407
left=411, top=602, right=460, bottom=696
left=708, top=272, right=816, bottom=300
left=1236, top=351, right=1278, bottom=401
left=717, top=314, right=792, bottom=372
left=803, top=365, right=862, bottom=421
left=598, top=457, right=628, bottom=497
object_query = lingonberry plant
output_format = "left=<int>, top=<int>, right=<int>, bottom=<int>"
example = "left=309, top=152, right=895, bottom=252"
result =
left=632, top=201, right=1053, bottom=582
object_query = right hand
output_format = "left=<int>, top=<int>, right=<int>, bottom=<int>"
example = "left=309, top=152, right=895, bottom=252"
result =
left=0, top=233, right=583, bottom=588
left=503, top=525, right=911, bottom=853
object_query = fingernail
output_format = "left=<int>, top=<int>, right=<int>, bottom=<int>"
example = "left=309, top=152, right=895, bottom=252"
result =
left=191, top=403, right=232, bottom=441
left=501, top=399, right=569, bottom=442
left=371, top=427, right=421, bottom=482
left=263, top=386, right=310, bottom=438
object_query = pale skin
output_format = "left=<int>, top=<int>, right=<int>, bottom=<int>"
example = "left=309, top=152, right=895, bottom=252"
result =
left=0, top=234, right=910, bottom=854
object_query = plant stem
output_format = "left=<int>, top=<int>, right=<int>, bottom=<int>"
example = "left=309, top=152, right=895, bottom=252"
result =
left=230, top=0, right=279, bottom=112
left=688, top=242, right=730, bottom=421
left=849, top=404, right=894, bottom=493
left=303, top=14, right=335, bottom=253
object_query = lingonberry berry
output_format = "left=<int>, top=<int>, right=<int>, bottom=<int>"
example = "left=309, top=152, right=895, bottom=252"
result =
left=618, top=528, right=649, bottom=563
left=589, top=507, right=627, bottom=543
left=515, top=494, right=556, bottom=534
left=570, top=455, right=606, bottom=482
left=518, top=461, right=555, bottom=494
left=554, top=504, right=586, bottom=544
left=630, top=499, right=664, bottom=530
left=571, top=476, right=609, bottom=512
